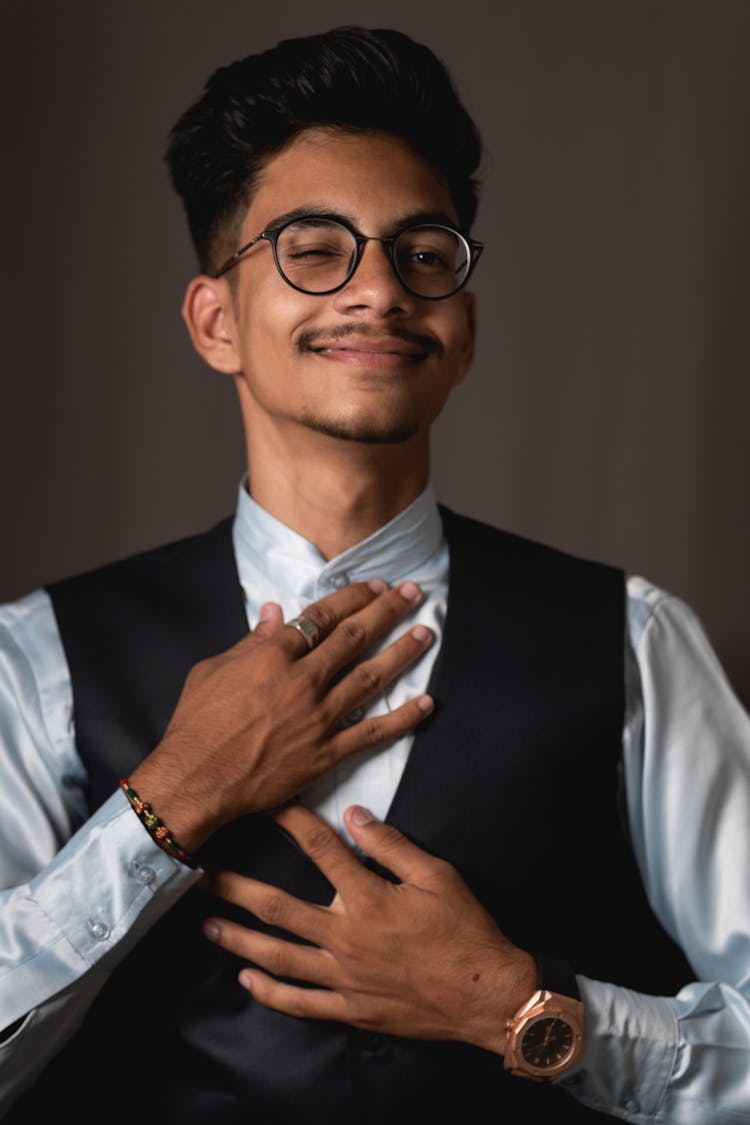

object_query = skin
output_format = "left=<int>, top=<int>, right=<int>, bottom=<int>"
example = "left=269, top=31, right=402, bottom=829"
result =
left=180, top=128, right=476, bottom=560
left=202, top=804, right=535, bottom=1056
left=133, top=127, right=536, bottom=1057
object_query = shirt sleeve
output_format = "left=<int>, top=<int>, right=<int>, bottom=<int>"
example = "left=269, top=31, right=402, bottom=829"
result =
left=0, top=590, right=199, bottom=1111
left=562, top=577, right=750, bottom=1122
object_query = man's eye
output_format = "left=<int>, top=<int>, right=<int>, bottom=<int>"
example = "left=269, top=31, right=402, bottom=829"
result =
left=402, top=248, right=451, bottom=270
left=414, top=250, right=448, bottom=266
left=283, top=243, right=347, bottom=261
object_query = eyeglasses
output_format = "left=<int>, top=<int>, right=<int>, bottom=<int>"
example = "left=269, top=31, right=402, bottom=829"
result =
left=213, top=215, right=484, bottom=300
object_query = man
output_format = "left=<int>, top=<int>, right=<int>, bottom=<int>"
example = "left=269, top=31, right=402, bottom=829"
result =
left=1, top=25, right=749, bottom=1124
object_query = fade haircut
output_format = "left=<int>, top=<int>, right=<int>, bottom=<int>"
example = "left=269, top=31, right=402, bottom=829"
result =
left=165, top=26, right=483, bottom=275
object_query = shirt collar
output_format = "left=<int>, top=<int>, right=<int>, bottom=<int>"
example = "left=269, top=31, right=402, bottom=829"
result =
left=232, top=479, right=444, bottom=602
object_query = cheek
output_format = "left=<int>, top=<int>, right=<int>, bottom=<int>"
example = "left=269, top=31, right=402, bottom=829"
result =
left=237, top=285, right=321, bottom=375
left=436, top=321, right=473, bottom=384
left=445, top=303, right=475, bottom=382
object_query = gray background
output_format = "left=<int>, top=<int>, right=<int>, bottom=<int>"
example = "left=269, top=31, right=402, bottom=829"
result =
left=2, top=1, right=749, bottom=702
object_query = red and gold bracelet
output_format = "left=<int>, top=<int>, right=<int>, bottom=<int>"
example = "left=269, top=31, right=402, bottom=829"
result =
left=119, top=778, right=197, bottom=869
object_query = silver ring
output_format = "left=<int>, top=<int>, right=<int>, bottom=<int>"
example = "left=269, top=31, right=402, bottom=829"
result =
left=285, top=615, right=321, bottom=651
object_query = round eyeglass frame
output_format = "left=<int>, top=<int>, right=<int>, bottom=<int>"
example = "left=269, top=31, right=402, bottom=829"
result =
left=212, top=216, right=484, bottom=301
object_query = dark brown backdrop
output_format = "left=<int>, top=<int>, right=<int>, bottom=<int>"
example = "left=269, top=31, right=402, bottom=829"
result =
left=2, top=0, right=749, bottom=702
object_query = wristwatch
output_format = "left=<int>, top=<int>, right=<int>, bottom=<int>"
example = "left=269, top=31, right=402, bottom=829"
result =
left=502, top=954, right=585, bottom=1082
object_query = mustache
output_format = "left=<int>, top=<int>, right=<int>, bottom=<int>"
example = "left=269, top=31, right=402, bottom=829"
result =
left=296, top=323, right=443, bottom=357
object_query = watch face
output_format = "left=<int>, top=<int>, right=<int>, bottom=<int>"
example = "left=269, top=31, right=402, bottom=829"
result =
left=520, top=1015, right=575, bottom=1070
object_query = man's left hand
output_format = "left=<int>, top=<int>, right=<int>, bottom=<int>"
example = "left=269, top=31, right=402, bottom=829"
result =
left=201, top=803, right=536, bottom=1054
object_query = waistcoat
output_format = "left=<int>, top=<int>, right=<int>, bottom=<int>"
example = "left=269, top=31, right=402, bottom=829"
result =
left=13, top=508, right=692, bottom=1123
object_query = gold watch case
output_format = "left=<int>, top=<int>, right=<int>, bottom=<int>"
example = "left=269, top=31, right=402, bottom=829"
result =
left=503, top=988, right=585, bottom=1082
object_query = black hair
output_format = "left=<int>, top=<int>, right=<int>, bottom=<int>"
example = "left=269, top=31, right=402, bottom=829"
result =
left=165, top=26, right=483, bottom=273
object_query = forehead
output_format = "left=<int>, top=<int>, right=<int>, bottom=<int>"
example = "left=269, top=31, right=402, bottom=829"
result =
left=244, top=127, right=459, bottom=232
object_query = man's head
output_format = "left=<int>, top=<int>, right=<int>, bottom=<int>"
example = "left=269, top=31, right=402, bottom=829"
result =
left=169, top=27, right=483, bottom=469
left=166, top=26, right=482, bottom=276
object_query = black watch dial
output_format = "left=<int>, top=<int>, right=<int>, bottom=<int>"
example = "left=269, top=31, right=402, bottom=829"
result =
left=520, top=1015, right=575, bottom=1069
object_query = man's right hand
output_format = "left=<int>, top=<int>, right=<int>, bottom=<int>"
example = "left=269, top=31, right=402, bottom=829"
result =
left=129, top=580, right=433, bottom=852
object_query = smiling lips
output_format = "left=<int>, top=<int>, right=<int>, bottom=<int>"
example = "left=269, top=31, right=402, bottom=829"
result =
left=309, top=335, right=431, bottom=370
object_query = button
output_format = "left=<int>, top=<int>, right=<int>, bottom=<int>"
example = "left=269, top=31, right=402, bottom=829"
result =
left=624, top=1099, right=640, bottom=1114
left=88, top=920, right=110, bottom=941
left=330, top=572, right=348, bottom=590
left=129, top=860, right=155, bottom=885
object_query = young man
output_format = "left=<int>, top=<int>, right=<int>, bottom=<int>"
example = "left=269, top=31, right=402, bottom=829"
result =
left=1, top=26, right=749, bottom=1123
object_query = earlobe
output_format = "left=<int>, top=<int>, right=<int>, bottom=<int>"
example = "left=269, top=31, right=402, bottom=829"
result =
left=181, top=276, right=242, bottom=375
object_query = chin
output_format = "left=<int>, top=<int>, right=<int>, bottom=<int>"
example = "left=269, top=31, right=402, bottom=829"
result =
left=300, top=411, right=420, bottom=445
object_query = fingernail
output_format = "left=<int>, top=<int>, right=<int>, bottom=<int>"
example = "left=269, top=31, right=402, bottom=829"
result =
left=203, top=920, right=220, bottom=941
left=350, top=805, right=376, bottom=826
left=239, top=970, right=253, bottom=991
left=411, top=625, right=432, bottom=643
left=417, top=695, right=434, bottom=714
left=368, top=578, right=388, bottom=594
left=398, top=581, right=421, bottom=601
left=258, top=604, right=274, bottom=622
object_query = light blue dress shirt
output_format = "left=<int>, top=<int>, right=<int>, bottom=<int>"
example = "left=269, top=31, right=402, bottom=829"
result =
left=1, top=485, right=750, bottom=1122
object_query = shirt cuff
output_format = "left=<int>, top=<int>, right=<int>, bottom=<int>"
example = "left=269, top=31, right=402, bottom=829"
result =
left=557, top=975, right=678, bottom=1121
left=6, top=790, right=199, bottom=1023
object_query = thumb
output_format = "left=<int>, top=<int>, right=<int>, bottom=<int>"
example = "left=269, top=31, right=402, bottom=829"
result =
left=344, top=806, right=434, bottom=885
left=252, top=602, right=284, bottom=637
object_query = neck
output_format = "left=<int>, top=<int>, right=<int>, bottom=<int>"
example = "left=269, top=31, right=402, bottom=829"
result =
left=244, top=429, right=430, bottom=561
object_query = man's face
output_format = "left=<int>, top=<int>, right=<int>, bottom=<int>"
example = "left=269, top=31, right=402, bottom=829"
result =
left=221, top=128, right=476, bottom=447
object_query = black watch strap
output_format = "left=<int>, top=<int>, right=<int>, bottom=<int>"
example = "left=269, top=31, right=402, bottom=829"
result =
left=533, top=953, right=580, bottom=1001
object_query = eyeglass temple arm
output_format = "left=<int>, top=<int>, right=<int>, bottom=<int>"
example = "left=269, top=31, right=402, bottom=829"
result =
left=213, top=234, right=264, bottom=279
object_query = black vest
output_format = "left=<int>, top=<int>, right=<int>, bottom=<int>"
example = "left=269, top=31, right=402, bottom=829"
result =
left=13, top=509, right=691, bottom=1123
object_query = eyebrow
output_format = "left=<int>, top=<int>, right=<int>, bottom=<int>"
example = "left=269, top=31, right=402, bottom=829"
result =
left=262, top=206, right=462, bottom=235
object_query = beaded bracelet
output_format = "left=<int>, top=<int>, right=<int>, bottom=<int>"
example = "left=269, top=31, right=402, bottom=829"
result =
left=119, top=778, right=197, bottom=869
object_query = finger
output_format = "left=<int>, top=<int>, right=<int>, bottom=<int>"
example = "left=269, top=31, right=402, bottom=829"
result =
left=212, top=602, right=283, bottom=660
left=324, top=623, right=434, bottom=718
left=203, top=918, right=337, bottom=988
left=273, top=804, right=379, bottom=896
left=200, top=868, right=331, bottom=946
left=343, top=806, right=443, bottom=885
left=328, top=695, right=434, bottom=762
left=276, top=580, right=386, bottom=658
left=308, top=581, right=424, bottom=680
left=252, top=602, right=284, bottom=634
left=238, top=968, right=350, bottom=1024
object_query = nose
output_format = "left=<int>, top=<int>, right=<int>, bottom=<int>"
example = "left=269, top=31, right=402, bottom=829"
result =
left=331, top=238, right=416, bottom=318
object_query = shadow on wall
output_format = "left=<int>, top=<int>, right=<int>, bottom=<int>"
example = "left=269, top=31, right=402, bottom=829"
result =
left=1, top=0, right=749, bottom=704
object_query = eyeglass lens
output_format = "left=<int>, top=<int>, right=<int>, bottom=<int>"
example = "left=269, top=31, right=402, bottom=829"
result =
left=274, top=219, right=470, bottom=298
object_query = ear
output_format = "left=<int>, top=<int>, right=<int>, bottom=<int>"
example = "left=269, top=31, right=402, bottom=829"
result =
left=454, top=290, right=477, bottom=387
left=181, top=275, right=242, bottom=375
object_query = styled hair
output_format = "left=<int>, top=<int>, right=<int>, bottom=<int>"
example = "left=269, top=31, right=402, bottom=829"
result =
left=165, top=26, right=483, bottom=273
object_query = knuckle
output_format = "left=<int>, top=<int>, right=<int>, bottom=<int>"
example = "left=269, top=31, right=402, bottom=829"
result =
left=380, top=591, right=406, bottom=620
left=301, top=604, right=334, bottom=634
left=304, top=823, right=338, bottom=860
left=336, top=933, right=360, bottom=963
left=353, top=661, right=382, bottom=694
left=336, top=619, right=366, bottom=647
left=430, top=855, right=457, bottom=883
left=185, top=657, right=212, bottom=684
left=260, top=891, right=288, bottom=928
left=361, top=718, right=384, bottom=748
left=266, top=945, right=289, bottom=977
left=292, top=661, right=325, bottom=697
left=376, top=824, right=405, bottom=854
